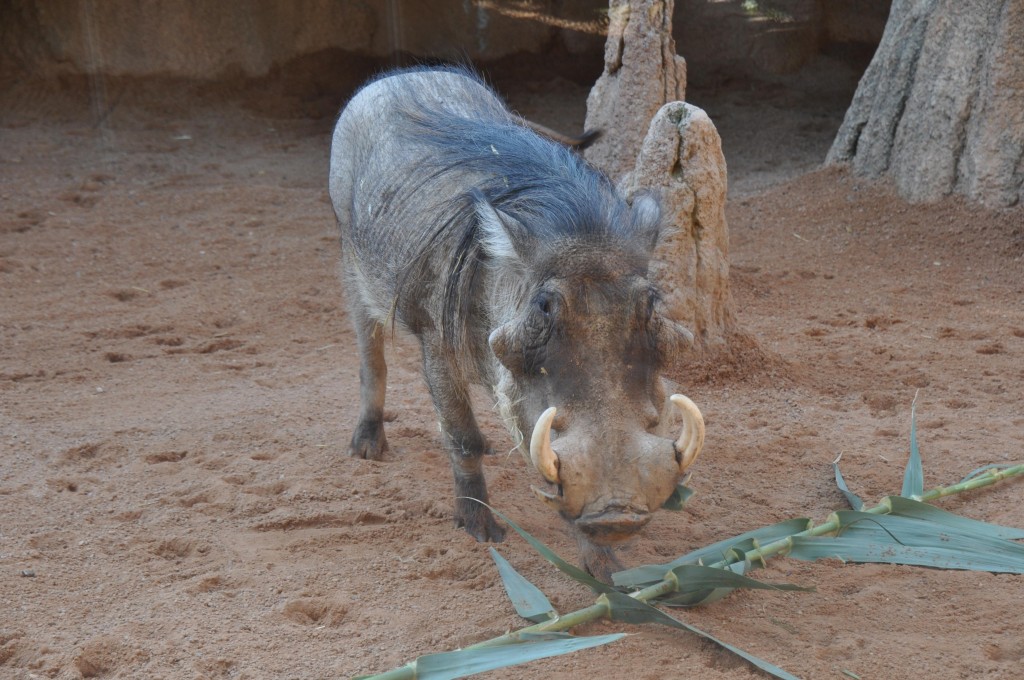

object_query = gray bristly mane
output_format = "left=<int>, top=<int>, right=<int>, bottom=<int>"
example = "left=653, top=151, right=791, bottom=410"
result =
left=390, top=71, right=635, bottom=347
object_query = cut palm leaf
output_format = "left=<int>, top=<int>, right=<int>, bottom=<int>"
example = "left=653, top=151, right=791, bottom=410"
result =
left=959, top=463, right=1021, bottom=484
left=662, top=480, right=695, bottom=510
left=483, top=506, right=802, bottom=678
left=900, top=395, right=924, bottom=499
left=600, top=591, right=800, bottom=680
left=613, top=518, right=812, bottom=588
left=784, top=508, right=1024, bottom=573
left=884, top=496, right=1024, bottom=541
left=414, top=633, right=625, bottom=680
left=483, top=502, right=614, bottom=594
left=489, top=548, right=557, bottom=623
left=657, top=564, right=813, bottom=607
left=832, top=454, right=864, bottom=510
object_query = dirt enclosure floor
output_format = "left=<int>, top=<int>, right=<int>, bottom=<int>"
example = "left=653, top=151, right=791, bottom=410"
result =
left=2, top=60, right=1024, bottom=680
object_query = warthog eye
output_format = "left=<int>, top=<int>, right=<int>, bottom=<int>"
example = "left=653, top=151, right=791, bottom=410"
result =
left=644, top=288, right=660, bottom=322
left=535, top=293, right=552, bottom=317
left=510, top=291, right=557, bottom=375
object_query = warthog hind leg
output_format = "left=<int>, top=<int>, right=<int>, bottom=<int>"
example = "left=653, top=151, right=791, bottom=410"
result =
left=348, top=304, right=389, bottom=461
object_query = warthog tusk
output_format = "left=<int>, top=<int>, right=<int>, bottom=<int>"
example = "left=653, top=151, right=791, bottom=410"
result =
left=670, top=394, right=705, bottom=472
left=529, top=406, right=560, bottom=484
left=530, top=485, right=561, bottom=510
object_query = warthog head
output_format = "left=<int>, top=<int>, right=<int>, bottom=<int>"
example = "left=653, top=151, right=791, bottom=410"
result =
left=480, top=192, right=705, bottom=579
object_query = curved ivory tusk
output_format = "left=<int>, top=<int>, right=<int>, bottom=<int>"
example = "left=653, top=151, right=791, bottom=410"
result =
left=529, top=406, right=560, bottom=484
left=670, top=394, right=705, bottom=472
left=530, top=485, right=562, bottom=510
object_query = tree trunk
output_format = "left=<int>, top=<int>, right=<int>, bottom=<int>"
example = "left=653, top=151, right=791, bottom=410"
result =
left=584, top=0, right=686, bottom=183
left=827, top=0, right=1024, bottom=208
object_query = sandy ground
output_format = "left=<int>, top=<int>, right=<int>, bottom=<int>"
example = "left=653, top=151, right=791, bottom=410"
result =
left=2, top=59, right=1023, bottom=680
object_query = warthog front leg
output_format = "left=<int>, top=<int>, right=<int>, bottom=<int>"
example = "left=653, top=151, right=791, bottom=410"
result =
left=576, top=533, right=624, bottom=584
left=422, top=342, right=505, bottom=543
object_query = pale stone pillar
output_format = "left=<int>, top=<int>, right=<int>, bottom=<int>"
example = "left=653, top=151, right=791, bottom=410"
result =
left=584, top=0, right=686, bottom=183
left=622, top=102, right=736, bottom=356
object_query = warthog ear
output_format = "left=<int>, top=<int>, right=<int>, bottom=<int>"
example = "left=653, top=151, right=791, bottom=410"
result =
left=630, top=192, right=662, bottom=252
left=471, top=189, right=529, bottom=263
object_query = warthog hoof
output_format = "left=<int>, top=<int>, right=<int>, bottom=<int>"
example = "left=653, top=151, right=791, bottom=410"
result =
left=454, top=497, right=506, bottom=543
left=349, top=419, right=388, bottom=461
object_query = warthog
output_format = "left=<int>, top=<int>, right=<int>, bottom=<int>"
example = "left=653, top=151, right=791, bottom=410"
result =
left=329, top=66, right=704, bottom=580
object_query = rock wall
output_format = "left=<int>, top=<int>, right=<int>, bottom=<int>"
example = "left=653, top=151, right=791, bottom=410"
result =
left=673, top=0, right=890, bottom=85
left=1, top=0, right=888, bottom=83
left=0, top=0, right=606, bottom=80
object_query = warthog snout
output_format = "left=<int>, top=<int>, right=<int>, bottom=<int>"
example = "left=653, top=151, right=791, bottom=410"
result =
left=576, top=506, right=652, bottom=543
left=528, top=395, right=706, bottom=559
left=528, top=394, right=706, bottom=493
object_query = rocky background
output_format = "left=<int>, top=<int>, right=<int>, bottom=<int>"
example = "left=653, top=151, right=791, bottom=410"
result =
left=1, top=1, right=889, bottom=87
